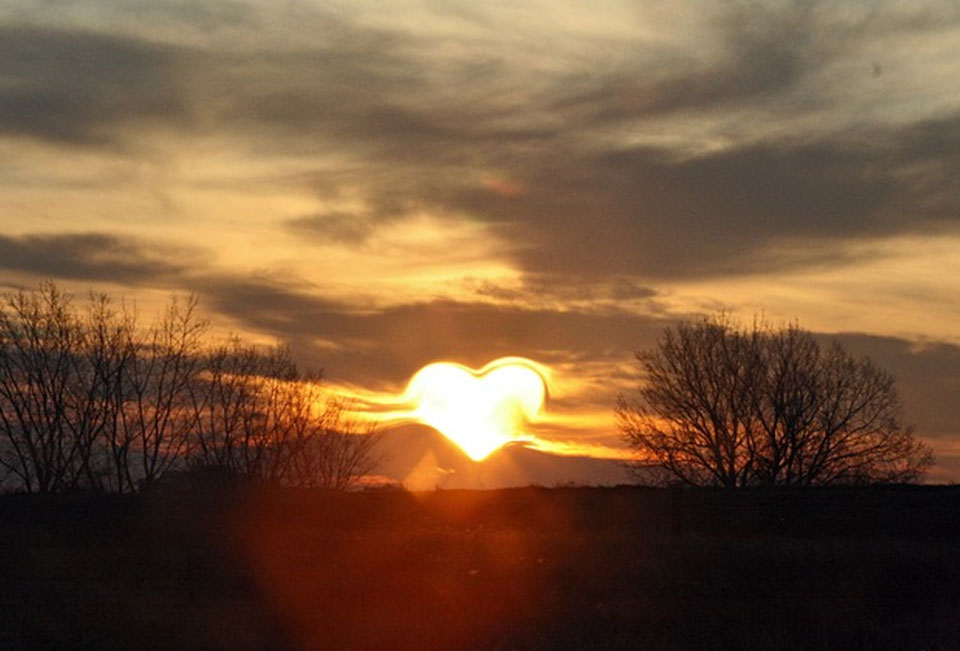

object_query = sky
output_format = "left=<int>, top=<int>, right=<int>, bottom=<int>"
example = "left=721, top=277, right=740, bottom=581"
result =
left=0, top=0, right=958, bottom=483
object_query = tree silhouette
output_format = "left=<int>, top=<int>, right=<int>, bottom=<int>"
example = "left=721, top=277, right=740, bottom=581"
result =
left=616, top=315, right=932, bottom=487
left=0, top=283, right=381, bottom=493
left=0, top=284, right=119, bottom=491
left=187, top=338, right=381, bottom=489
left=188, top=338, right=315, bottom=486
left=111, top=295, right=206, bottom=492
left=288, top=398, right=382, bottom=490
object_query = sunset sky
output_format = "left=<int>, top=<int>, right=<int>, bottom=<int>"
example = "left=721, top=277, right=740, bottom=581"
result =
left=1, top=1, right=958, bottom=482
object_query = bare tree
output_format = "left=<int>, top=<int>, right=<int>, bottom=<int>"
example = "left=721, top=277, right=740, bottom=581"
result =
left=0, top=285, right=140, bottom=491
left=616, top=315, right=932, bottom=487
left=0, top=282, right=382, bottom=493
left=188, top=340, right=323, bottom=486
left=109, top=296, right=206, bottom=492
left=0, top=285, right=93, bottom=491
left=188, top=339, right=382, bottom=490
left=288, top=398, right=382, bottom=490
left=69, top=292, right=135, bottom=490
left=0, top=284, right=76, bottom=491
left=188, top=337, right=263, bottom=484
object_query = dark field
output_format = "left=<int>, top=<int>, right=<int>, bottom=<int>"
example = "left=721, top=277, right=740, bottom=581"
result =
left=2, top=486, right=960, bottom=650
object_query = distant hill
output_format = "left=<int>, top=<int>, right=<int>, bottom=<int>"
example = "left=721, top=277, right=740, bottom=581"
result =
left=375, top=424, right=630, bottom=489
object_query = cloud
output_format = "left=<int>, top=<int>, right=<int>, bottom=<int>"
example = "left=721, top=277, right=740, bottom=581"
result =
left=2, top=2, right=957, bottom=315
left=165, top=2, right=957, bottom=282
left=548, top=3, right=818, bottom=125
left=0, top=25, right=192, bottom=146
left=187, top=275, right=668, bottom=384
left=829, top=333, right=960, bottom=440
left=470, top=275, right=659, bottom=305
left=286, top=212, right=377, bottom=246
left=0, top=232, right=207, bottom=284
left=6, top=6, right=957, bottom=287
left=469, top=116, right=960, bottom=280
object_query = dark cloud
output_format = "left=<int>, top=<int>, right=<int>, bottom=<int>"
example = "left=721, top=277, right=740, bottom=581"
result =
left=470, top=275, right=659, bottom=304
left=7, top=7, right=957, bottom=283
left=216, top=4, right=816, bottom=160
left=188, top=275, right=668, bottom=386
left=0, top=25, right=192, bottom=146
left=208, top=5, right=958, bottom=282
left=109, top=0, right=258, bottom=33
left=2, top=4, right=956, bottom=301
left=285, top=212, right=376, bottom=246
left=550, top=3, right=818, bottom=125
left=439, top=114, right=960, bottom=280
left=189, top=275, right=349, bottom=342
left=828, top=333, right=960, bottom=440
left=0, top=232, right=207, bottom=283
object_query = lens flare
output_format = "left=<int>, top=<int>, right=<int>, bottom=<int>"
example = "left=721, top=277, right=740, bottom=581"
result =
left=404, top=357, right=550, bottom=461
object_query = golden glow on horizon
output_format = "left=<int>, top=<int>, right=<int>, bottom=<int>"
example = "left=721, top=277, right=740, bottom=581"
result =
left=325, top=357, right=630, bottom=461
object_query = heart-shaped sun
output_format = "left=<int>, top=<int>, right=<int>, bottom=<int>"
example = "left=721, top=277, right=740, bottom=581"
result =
left=403, top=357, right=550, bottom=461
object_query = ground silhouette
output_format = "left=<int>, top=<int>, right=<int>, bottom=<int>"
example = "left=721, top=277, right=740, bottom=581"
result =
left=2, top=486, right=960, bottom=650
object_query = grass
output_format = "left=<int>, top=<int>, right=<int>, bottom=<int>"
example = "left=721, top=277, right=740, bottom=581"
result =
left=2, top=486, right=960, bottom=650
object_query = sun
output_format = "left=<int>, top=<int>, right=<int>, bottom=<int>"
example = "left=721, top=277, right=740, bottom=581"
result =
left=403, top=357, right=550, bottom=461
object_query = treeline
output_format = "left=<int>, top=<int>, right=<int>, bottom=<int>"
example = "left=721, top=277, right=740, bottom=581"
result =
left=0, top=283, right=379, bottom=493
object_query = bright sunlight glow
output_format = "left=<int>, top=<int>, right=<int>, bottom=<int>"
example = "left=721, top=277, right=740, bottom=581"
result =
left=403, top=357, right=551, bottom=461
